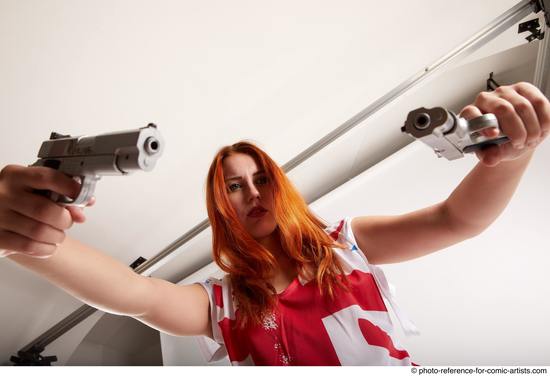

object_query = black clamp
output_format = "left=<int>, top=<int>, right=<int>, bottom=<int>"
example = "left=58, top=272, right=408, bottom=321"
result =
left=519, top=0, right=549, bottom=42
left=130, top=256, right=147, bottom=270
left=486, top=72, right=501, bottom=92
left=519, top=18, right=544, bottom=42
left=10, top=345, right=57, bottom=366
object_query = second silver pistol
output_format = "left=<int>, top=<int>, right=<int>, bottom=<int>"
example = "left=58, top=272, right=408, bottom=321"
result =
left=401, top=107, right=510, bottom=160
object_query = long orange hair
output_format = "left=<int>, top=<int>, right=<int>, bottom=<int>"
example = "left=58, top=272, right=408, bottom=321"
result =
left=206, top=141, right=349, bottom=328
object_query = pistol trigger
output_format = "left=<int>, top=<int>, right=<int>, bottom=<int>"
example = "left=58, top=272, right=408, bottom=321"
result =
left=58, top=175, right=100, bottom=207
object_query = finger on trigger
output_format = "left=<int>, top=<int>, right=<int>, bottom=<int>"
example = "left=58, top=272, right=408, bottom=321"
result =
left=23, top=167, right=82, bottom=199
left=480, top=128, right=500, bottom=137
left=86, top=196, right=96, bottom=207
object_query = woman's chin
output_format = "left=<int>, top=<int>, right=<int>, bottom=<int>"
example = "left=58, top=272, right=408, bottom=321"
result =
left=248, top=223, right=278, bottom=241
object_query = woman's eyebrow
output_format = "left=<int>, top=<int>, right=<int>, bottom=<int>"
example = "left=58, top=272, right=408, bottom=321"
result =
left=224, top=170, right=266, bottom=181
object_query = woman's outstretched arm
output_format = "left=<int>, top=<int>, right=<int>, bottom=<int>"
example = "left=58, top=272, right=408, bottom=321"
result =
left=351, top=82, right=548, bottom=265
left=8, top=236, right=212, bottom=337
left=2, top=164, right=211, bottom=338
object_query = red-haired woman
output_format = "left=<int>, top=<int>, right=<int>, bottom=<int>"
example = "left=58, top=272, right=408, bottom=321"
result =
left=1, top=82, right=549, bottom=365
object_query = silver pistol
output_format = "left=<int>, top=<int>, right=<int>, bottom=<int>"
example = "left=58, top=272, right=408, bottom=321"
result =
left=401, top=107, right=510, bottom=160
left=31, top=123, right=164, bottom=206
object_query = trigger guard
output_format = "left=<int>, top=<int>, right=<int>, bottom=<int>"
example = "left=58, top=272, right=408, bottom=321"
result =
left=58, top=175, right=100, bottom=207
left=468, top=113, right=504, bottom=144
left=468, top=113, right=499, bottom=133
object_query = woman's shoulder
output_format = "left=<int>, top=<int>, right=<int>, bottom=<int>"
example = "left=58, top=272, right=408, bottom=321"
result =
left=324, top=217, right=372, bottom=272
left=324, top=217, right=359, bottom=249
left=200, top=273, right=232, bottom=294
left=198, top=273, right=238, bottom=317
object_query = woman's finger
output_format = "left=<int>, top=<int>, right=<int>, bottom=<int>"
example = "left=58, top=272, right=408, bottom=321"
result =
left=3, top=165, right=81, bottom=199
left=0, top=209, right=65, bottom=244
left=474, top=91, right=527, bottom=149
left=493, top=86, right=540, bottom=146
left=462, top=105, right=501, bottom=165
left=459, top=104, right=483, bottom=120
left=86, top=196, right=96, bottom=207
left=513, top=82, right=550, bottom=138
left=66, top=206, right=87, bottom=223
left=4, top=190, right=73, bottom=231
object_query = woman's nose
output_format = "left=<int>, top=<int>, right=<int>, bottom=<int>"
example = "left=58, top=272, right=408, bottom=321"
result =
left=247, top=184, right=260, bottom=200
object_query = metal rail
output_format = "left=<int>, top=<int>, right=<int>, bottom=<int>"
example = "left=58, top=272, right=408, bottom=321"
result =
left=14, top=0, right=541, bottom=362
left=534, top=0, right=550, bottom=91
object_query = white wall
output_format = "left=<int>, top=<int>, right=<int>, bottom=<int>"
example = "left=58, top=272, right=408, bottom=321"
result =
left=67, top=313, right=163, bottom=365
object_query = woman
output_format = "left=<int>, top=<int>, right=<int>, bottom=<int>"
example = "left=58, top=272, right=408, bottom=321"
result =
left=0, top=82, right=548, bottom=365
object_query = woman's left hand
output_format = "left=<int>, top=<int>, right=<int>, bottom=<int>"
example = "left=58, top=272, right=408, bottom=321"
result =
left=459, top=82, right=550, bottom=167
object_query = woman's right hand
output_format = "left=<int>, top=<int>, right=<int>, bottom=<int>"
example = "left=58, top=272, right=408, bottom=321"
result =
left=0, top=165, right=94, bottom=259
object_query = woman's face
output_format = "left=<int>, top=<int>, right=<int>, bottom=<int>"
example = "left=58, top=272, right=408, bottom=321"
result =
left=222, top=153, right=277, bottom=240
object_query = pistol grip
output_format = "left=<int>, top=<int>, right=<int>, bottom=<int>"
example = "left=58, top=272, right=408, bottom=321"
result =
left=463, top=113, right=510, bottom=154
left=463, top=136, right=510, bottom=153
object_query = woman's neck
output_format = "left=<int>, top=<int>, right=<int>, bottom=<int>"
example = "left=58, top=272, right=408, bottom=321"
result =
left=258, top=232, right=306, bottom=296
left=256, top=230, right=283, bottom=257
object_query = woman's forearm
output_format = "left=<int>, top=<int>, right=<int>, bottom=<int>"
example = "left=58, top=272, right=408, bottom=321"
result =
left=7, top=236, right=152, bottom=317
left=444, top=149, right=535, bottom=236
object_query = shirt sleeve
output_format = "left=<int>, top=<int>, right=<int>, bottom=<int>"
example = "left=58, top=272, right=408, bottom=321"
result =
left=340, top=216, right=371, bottom=263
left=194, top=277, right=229, bottom=363
left=324, top=217, right=370, bottom=273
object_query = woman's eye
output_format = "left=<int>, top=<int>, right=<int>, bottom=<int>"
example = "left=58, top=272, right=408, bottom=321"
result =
left=256, top=176, right=268, bottom=185
left=228, top=183, right=241, bottom=192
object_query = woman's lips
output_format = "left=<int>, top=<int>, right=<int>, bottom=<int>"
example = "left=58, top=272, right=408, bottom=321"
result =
left=248, top=207, right=267, bottom=217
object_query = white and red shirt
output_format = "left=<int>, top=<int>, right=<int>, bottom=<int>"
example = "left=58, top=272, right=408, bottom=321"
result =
left=196, top=217, right=419, bottom=366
